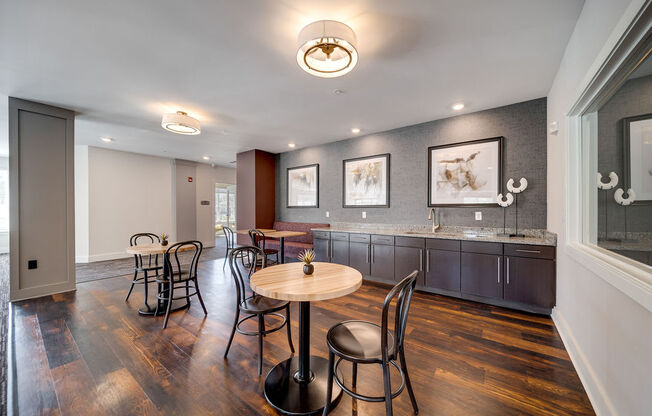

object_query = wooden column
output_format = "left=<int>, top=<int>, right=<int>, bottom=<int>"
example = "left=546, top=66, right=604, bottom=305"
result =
left=236, top=149, right=276, bottom=244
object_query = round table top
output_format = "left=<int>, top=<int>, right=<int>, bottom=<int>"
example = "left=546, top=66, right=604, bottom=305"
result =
left=125, top=242, right=195, bottom=256
left=250, top=262, right=362, bottom=302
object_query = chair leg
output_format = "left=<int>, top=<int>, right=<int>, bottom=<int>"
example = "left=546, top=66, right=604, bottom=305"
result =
left=125, top=270, right=138, bottom=301
left=322, top=350, right=335, bottom=416
left=223, top=247, right=228, bottom=270
left=143, top=270, right=149, bottom=309
left=352, top=362, right=358, bottom=390
left=257, top=314, right=264, bottom=376
left=162, top=284, right=173, bottom=329
left=382, top=361, right=393, bottom=416
left=285, top=304, right=295, bottom=353
left=224, top=309, right=240, bottom=358
left=154, top=283, right=161, bottom=317
left=400, top=349, right=419, bottom=414
left=195, top=279, right=208, bottom=316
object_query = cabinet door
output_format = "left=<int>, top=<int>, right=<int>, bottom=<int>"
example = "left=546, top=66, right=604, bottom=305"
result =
left=504, top=256, right=555, bottom=308
left=331, top=240, right=349, bottom=265
left=425, top=249, right=460, bottom=291
left=349, top=242, right=370, bottom=276
left=314, top=238, right=330, bottom=262
left=371, top=244, right=395, bottom=281
left=461, top=252, right=503, bottom=299
left=395, top=246, right=424, bottom=285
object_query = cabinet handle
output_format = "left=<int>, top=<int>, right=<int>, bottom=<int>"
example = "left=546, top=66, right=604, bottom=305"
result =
left=419, top=249, right=423, bottom=271
left=426, top=250, right=430, bottom=273
left=515, top=249, right=541, bottom=254
left=366, top=244, right=369, bottom=263
left=507, top=257, right=510, bottom=285
left=371, top=245, right=375, bottom=263
left=329, top=239, right=332, bottom=259
left=497, top=257, right=501, bottom=283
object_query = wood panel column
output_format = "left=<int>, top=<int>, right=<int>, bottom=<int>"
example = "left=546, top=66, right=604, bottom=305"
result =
left=236, top=149, right=276, bottom=244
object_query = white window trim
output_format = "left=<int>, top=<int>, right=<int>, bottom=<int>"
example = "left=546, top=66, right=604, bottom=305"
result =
left=565, top=0, right=652, bottom=312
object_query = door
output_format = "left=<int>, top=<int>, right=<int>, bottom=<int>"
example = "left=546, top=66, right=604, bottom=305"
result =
left=314, top=238, right=330, bottom=262
left=426, top=249, right=461, bottom=291
left=331, top=240, right=349, bottom=265
left=349, top=242, right=370, bottom=276
left=504, top=256, right=555, bottom=308
left=461, top=252, right=503, bottom=299
left=371, top=244, right=394, bottom=281
left=395, top=246, right=424, bottom=285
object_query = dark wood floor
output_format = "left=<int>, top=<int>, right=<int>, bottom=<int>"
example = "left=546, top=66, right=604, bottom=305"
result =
left=10, top=259, right=594, bottom=415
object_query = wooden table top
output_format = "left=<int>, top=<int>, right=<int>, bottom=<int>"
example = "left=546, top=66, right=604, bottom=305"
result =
left=250, top=262, right=362, bottom=302
left=236, top=229, right=307, bottom=238
left=125, top=242, right=195, bottom=256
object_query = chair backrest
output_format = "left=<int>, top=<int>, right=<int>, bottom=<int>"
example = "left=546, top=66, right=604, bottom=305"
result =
left=164, top=241, right=203, bottom=282
left=381, top=270, right=418, bottom=360
left=130, top=232, right=161, bottom=268
left=248, top=229, right=266, bottom=250
left=229, top=246, right=265, bottom=303
left=223, top=226, right=235, bottom=249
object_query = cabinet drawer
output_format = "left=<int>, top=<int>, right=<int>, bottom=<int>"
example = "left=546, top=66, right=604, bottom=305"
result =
left=395, top=236, right=425, bottom=248
left=313, top=230, right=330, bottom=240
left=426, top=239, right=461, bottom=251
left=330, top=232, right=349, bottom=241
left=349, top=233, right=370, bottom=243
left=461, top=241, right=503, bottom=255
left=504, top=244, right=555, bottom=260
left=371, top=235, right=395, bottom=245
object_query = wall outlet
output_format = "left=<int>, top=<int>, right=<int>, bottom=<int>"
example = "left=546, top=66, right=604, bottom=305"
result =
left=362, top=211, right=367, bottom=219
left=326, top=211, right=330, bottom=218
left=475, top=211, right=482, bottom=221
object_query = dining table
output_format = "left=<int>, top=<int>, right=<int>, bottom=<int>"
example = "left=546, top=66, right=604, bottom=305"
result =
left=125, top=242, right=194, bottom=316
left=236, top=229, right=307, bottom=263
left=250, top=262, right=362, bottom=415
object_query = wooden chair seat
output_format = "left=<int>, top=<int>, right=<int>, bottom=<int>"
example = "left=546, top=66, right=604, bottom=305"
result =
left=327, top=320, right=395, bottom=363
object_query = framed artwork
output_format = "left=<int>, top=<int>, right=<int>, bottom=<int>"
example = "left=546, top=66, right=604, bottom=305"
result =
left=428, top=137, right=503, bottom=206
left=342, top=153, right=390, bottom=207
left=623, top=114, right=652, bottom=204
left=287, top=164, right=319, bottom=208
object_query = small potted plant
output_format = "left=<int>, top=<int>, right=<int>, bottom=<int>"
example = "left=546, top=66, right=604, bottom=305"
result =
left=160, top=233, right=169, bottom=246
left=298, top=249, right=315, bottom=275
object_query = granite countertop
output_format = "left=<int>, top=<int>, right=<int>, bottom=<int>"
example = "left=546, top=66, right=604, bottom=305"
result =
left=312, top=224, right=557, bottom=246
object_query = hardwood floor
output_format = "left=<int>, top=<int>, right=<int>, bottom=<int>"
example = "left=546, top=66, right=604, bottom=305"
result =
left=10, top=259, right=594, bottom=415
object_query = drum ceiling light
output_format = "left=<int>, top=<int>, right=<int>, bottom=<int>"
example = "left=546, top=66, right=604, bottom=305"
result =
left=161, top=111, right=201, bottom=135
left=297, top=20, right=358, bottom=78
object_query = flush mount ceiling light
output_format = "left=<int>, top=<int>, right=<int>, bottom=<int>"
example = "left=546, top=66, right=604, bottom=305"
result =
left=161, top=111, right=201, bottom=135
left=297, top=20, right=358, bottom=78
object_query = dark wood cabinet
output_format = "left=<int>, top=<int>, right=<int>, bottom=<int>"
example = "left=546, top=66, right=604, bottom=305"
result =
left=313, top=237, right=330, bottom=262
left=504, top=256, right=555, bottom=308
left=426, top=249, right=460, bottom=292
left=461, top=252, right=503, bottom=299
left=331, top=240, right=349, bottom=264
left=349, top=242, right=370, bottom=276
left=395, top=246, right=424, bottom=285
left=371, top=243, right=394, bottom=281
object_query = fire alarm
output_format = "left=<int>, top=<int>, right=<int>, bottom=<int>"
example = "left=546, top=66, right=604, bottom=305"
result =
left=187, top=177, right=193, bottom=182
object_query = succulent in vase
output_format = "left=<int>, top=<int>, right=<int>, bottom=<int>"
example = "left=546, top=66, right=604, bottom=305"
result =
left=298, top=249, right=315, bottom=275
left=160, top=233, right=169, bottom=246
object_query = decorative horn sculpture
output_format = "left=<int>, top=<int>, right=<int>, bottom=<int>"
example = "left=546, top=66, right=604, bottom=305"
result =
left=597, top=172, right=618, bottom=190
left=614, top=188, right=636, bottom=241
left=505, top=178, right=528, bottom=238
left=497, top=193, right=514, bottom=236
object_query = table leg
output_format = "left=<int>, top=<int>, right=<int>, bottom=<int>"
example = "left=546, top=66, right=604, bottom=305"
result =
left=138, top=252, right=189, bottom=316
left=280, top=236, right=285, bottom=264
left=264, top=301, right=342, bottom=415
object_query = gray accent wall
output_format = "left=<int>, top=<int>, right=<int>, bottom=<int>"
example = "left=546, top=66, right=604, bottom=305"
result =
left=276, top=98, right=547, bottom=229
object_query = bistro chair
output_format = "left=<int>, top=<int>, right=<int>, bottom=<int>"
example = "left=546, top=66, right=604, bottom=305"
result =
left=222, top=226, right=246, bottom=270
left=125, top=233, right=163, bottom=304
left=223, top=246, right=294, bottom=375
left=322, top=271, right=419, bottom=416
left=248, top=229, right=279, bottom=266
left=155, top=241, right=207, bottom=329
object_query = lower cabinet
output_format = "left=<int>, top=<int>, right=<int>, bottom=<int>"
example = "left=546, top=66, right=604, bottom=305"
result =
left=371, top=243, right=394, bottom=281
left=331, top=239, right=349, bottom=264
left=394, top=246, right=424, bottom=285
left=425, top=249, right=460, bottom=291
left=503, top=256, right=555, bottom=308
left=460, top=252, right=503, bottom=299
left=314, top=237, right=330, bottom=262
left=349, top=242, right=370, bottom=276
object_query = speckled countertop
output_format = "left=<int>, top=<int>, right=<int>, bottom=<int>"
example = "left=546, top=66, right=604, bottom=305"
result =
left=312, top=223, right=557, bottom=246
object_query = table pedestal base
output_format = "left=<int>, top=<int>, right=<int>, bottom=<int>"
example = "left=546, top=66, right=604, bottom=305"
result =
left=138, top=300, right=189, bottom=316
left=264, top=356, right=342, bottom=416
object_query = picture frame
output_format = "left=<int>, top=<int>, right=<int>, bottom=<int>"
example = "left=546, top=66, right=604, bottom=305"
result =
left=286, top=164, right=319, bottom=208
left=342, top=153, right=390, bottom=208
left=623, top=113, right=652, bottom=204
left=428, top=137, right=503, bottom=207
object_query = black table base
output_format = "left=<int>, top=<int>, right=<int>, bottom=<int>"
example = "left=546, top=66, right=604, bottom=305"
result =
left=138, top=299, right=190, bottom=316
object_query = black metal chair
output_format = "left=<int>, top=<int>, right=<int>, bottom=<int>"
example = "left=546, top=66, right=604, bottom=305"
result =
left=248, top=229, right=279, bottom=266
left=155, top=241, right=207, bottom=329
left=125, top=233, right=163, bottom=306
left=323, top=271, right=420, bottom=416
left=223, top=246, right=294, bottom=375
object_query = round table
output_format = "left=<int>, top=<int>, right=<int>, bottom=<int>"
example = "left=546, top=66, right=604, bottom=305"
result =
left=250, top=262, right=362, bottom=415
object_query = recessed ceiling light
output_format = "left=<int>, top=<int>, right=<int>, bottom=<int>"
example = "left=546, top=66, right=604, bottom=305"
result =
left=288, top=143, right=296, bottom=148
left=202, top=156, right=210, bottom=160
left=297, top=20, right=358, bottom=78
left=351, top=128, right=361, bottom=134
left=100, top=137, right=114, bottom=143
left=161, top=111, right=201, bottom=135
left=452, top=103, right=465, bottom=111
left=333, top=89, right=345, bottom=95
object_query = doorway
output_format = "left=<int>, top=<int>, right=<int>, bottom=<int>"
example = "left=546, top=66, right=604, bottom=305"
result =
left=215, top=183, right=236, bottom=244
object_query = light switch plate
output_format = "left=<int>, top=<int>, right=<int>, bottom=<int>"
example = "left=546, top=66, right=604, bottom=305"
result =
left=475, top=211, right=482, bottom=220
left=362, top=211, right=367, bottom=219
left=326, top=211, right=330, bottom=218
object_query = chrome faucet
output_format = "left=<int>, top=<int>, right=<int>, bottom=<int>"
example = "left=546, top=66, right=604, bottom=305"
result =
left=428, top=208, right=441, bottom=232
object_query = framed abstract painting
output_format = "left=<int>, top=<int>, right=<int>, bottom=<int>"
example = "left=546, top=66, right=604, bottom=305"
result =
left=287, top=164, right=319, bottom=208
left=343, top=153, right=390, bottom=207
left=428, top=137, right=503, bottom=206
left=623, top=114, right=652, bottom=204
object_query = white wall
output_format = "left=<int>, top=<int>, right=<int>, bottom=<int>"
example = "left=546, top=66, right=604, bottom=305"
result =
left=195, top=164, right=236, bottom=247
left=547, top=1, right=652, bottom=415
left=74, top=146, right=89, bottom=261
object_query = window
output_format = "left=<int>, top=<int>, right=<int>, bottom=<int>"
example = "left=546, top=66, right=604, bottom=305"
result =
left=215, top=183, right=236, bottom=235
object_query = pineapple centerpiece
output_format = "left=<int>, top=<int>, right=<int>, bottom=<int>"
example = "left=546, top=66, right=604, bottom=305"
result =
left=298, top=249, right=315, bottom=275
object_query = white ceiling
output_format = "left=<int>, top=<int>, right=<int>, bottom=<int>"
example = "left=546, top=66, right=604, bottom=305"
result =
left=0, top=0, right=583, bottom=166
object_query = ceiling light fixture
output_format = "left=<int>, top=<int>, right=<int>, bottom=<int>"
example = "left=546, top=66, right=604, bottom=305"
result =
left=297, top=20, right=358, bottom=78
left=161, top=111, right=201, bottom=135
left=452, top=103, right=465, bottom=111
left=288, top=143, right=296, bottom=148
left=100, top=137, right=114, bottom=143
left=202, top=156, right=210, bottom=160
left=351, top=128, right=361, bottom=134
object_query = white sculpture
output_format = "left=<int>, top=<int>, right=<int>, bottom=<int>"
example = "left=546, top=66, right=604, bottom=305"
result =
left=497, top=193, right=514, bottom=207
left=506, top=177, right=528, bottom=193
left=614, top=188, right=636, bottom=206
left=597, top=172, right=618, bottom=190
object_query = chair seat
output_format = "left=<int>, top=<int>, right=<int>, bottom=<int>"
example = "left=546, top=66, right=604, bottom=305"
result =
left=263, top=248, right=278, bottom=255
left=327, top=320, right=395, bottom=362
left=240, top=295, right=288, bottom=314
left=136, top=264, right=163, bottom=272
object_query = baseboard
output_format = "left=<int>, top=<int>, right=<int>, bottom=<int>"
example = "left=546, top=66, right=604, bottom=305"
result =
left=551, top=308, right=615, bottom=416
left=85, top=251, right=132, bottom=263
